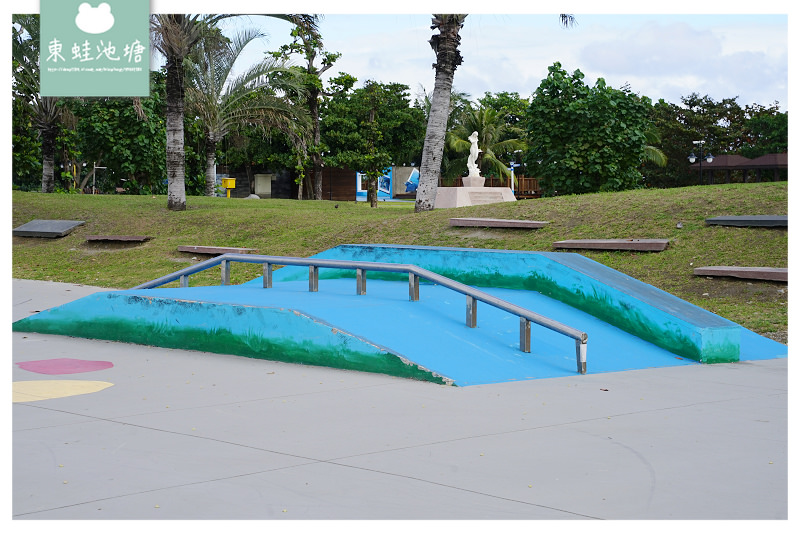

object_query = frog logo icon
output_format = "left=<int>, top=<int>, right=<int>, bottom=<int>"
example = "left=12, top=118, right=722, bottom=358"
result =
left=75, top=2, right=115, bottom=34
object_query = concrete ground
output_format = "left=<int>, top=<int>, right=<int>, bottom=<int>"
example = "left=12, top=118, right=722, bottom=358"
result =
left=11, top=279, right=788, bottom=520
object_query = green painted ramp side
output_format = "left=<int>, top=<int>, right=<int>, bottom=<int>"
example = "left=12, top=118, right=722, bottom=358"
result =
left=12, top=292, right=453, bottom=386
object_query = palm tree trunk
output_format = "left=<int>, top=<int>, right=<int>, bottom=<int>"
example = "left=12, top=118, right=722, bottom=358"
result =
left=415, top=15, right=465, bottom=213
left=40, top=125, right=56, bottom=193
left=166, top=54, right=186, bottom=211
left=309, top=93, right=324, bottom=201
left=205, top=137, right=217, bottom=196
left=415, top=69, right=453, bottom=211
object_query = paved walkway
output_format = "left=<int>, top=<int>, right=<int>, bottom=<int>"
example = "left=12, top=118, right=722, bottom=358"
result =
left=11, top=279, right=788, bottom=520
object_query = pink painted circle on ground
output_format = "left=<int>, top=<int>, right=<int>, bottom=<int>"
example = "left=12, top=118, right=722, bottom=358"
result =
left=16, top=358, right=114, bottom=375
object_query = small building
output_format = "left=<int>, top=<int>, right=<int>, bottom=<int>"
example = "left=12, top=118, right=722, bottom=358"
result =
left=689, top=153, right=787, bottom=184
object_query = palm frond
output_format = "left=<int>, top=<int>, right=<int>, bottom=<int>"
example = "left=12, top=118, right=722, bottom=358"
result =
left=185, top=27, right=308, bottom=143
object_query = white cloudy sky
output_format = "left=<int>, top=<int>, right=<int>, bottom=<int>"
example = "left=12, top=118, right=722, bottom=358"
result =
left=8, top=0, right=792, bottom=111
left=209, top=1, right=790, bottom=111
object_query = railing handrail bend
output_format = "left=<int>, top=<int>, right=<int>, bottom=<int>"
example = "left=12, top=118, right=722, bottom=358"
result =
left=131, top=253, right=588, bottom=373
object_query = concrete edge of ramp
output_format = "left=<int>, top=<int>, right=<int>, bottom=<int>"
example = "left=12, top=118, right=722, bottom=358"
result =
left=12, top=291, right=454, bottom=386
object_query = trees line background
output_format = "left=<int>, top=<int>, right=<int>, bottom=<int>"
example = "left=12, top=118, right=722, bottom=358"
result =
left=12, top=14, right=787, bottom=207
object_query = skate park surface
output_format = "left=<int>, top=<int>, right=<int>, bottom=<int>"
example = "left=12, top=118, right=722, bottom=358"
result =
left=11, top=244, right=787, bottom=387
left=11, top=271, right=788, bottom=519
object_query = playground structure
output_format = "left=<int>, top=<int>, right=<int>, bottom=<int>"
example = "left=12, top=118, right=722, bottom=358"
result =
left=12, top=244, right=786, bottom=386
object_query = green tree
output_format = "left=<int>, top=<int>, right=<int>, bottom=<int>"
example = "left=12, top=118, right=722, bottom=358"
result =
left=150, top=14, right=318, bottom=210
left=445, top=104, right=526, bottom=182
left=271, top=23, right=349, bottom=200
left=739, top=104, right=787, bottom=158
left=525, top=62, right=652, bottom=195
left=11, top=95, right=42, bottom=190
left=642, top=99, right=694, bottom=187
left=323, top=80, right=425, bottom=207
left=644, top=94, right=773, bottom=187
left=415, top=86, right=471, bottom=129
left=69, top=71, right=168, bottom=194
left=477, top=91, right=529, bottom=127
left=12, top=14, right=61, bottom=193
left=186, top=27, right=308, bottom=196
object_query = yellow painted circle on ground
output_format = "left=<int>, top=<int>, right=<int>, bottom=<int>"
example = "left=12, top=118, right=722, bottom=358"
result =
left=12, top=380, right=114, bottom=403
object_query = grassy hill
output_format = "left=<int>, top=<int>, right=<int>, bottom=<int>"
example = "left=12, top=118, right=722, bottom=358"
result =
left=11, top=182, right=788, bottom=340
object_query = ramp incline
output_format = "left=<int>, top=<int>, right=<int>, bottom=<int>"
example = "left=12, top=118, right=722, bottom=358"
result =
left=12, top=245, right=786, bottom=386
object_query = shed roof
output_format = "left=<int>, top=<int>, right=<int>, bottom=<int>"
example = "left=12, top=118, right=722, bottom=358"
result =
left=689, top=153, right=787, bottom=171
left=749, top=153, right=788, bottom=168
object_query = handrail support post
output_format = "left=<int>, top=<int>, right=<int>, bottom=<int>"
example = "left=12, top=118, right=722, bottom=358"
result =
left=409, top=272, right=419, bottom=301
left=520, top=318, right=531, bottom=353
left=221, top=260, right=230, bottom=286
left=309, top=265, right=319, bottom=292
left=576, top=340, right=587, bottom=374
left=356, top=268, right=366, bottom=295
left=179, top=274, right=189, bottom=288
left=263, top=263, right=272, bottom=288
left=466, top=295, right=477, bottom=328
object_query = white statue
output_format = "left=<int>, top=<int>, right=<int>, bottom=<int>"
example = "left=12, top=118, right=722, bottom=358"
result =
left=467, top=131, right=482, bottom=177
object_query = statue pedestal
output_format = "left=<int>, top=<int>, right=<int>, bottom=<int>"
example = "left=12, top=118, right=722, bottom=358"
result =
left=461, top=176, right=485, bottom=187
left=433, top=186, right=516, bottom=209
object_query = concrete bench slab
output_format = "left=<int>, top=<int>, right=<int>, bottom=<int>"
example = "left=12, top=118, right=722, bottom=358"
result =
left=13, top=219, right=85, bottom=238
left=86, top=235, right=151, bottom=242
left=553, top=239, right=670, bottom=252
left=177, top=245, right=257, bottom=255
left=449, top=218, right=548, bottom=229
left=694, top=266, right=787, bottom=282
left=705, top=215, right=787, bottom=227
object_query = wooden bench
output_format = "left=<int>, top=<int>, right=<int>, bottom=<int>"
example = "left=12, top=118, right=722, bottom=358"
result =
left=449, top=218, right=548, bottom=229
left=553, top=239, right=670, bottom=252
left=694, top=266, right=787, bottom=282
left=177, top=245, right=257, bottom=255
left=86, top=235, right=151, bottom=242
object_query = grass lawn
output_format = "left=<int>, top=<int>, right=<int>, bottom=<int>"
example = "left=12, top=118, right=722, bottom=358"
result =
left=11, top=182, right=788, bottom=340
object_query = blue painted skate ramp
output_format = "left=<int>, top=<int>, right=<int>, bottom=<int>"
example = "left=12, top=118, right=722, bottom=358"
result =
left=12, top=245, right=787, bottom=386
left=139, top=280, right=786, bottom=384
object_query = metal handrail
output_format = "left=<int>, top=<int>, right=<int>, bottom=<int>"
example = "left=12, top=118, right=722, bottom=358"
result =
left=132, top=253, right=588, bottom=374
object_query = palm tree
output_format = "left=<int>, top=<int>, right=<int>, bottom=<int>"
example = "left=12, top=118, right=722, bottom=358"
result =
left=643, top=125, right=668, bottom=167
left=150, top=14, right=318, bottom=211
left=415, top=85, right=471, bottom=129
left=151, top=15, right=223, bottom=210
left=414, top=14, right=467, bottom=212
left=445, top=105, right=527, bottom=183
left=185, top=28, right=309, bottom=196
left=12, top=15, right=61, bottom=193
left=414, top=14, right=576, bottom=212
